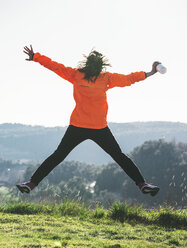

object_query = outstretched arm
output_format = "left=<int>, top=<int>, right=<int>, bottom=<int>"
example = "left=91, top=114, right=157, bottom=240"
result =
left=145, top=61, right=161, bottom=78
left=23, top=45, right=76, bottom=83
left=107, top=61, right=161, bottom=89
left=107, top=71, right=146, bottom=89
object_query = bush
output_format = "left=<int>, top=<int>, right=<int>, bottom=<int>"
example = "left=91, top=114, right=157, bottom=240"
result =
left=157, top=207, right=187, bottom=228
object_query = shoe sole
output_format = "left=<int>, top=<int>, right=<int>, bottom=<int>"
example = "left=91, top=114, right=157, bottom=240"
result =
left=150, top=187, right=160, bottom=196
left=16, top=184, right=30, bottom=194
left=142, top=187, right=160, bottom=197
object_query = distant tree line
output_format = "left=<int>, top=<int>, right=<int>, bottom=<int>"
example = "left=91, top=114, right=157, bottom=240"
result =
left=8, top=140, right=186, bottom=208
left=1, top=122, right=187, bottom=164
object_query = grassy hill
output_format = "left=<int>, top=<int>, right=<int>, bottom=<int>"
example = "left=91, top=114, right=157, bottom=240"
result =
left=0, top=201, right=186, bottom=247
left=0, top=121, right=187, bottom=164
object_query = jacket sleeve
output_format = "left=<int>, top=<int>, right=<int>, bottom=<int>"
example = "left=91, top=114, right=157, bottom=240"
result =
left=107, top=71, right=146, bottom=89
left=33, top=53, right=76, bottom=84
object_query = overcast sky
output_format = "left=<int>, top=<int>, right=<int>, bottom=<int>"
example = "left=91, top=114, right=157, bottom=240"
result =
left=0, top=0, right=187, bottom=127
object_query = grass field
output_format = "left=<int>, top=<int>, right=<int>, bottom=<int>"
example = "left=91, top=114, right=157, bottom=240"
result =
left=0, top=201, right=186, bottom=248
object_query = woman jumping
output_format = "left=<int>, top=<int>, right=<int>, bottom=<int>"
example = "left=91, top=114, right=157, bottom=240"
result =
left=16, top=45, right=160, bottom=196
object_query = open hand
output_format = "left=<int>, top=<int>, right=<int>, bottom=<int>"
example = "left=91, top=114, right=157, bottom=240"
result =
left=23, top=45, right=34, bottom=61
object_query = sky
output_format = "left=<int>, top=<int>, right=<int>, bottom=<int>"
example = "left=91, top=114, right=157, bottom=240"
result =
left=0, top=0, right=187, bottom=127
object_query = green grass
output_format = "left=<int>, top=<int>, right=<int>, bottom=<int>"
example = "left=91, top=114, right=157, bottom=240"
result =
left=0, top=201, right=186, bottom=247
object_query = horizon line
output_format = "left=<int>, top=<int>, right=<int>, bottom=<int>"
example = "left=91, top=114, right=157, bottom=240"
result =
left=0, top=120, right=187, bottom=128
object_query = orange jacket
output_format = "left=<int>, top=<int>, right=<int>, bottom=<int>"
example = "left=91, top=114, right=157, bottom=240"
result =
left=33, top=53, right=146, bottom=129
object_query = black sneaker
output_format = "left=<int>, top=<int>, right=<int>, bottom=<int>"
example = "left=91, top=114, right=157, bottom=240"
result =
left=16, top=181, right=36, bottom=194
left=139, top=182, right=160, bottom=196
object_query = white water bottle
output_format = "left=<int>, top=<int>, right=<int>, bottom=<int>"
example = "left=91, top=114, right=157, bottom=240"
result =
left=156, top=64, right=167, bottom=74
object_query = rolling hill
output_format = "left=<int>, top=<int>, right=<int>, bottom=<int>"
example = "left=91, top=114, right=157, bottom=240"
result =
left=0, top=121, right=187, bottom=164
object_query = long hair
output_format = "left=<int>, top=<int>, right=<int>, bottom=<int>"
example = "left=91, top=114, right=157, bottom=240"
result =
left=78, top=50, right=111, bottom=82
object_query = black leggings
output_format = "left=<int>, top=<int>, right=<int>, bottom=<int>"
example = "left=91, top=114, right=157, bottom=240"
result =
left=31, top=125, right=145, bottom=185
